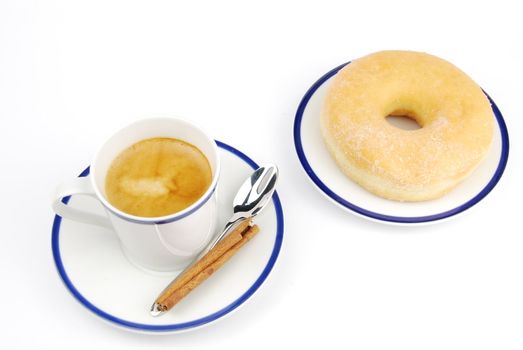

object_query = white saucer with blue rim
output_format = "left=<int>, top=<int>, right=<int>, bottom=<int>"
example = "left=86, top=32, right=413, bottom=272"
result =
left=294, top=62, right=509, bottom=225
left=52, top=141, right=284, bottom=334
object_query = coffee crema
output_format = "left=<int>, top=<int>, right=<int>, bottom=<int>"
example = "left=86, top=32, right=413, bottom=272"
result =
left=105, top=137, right=212, bottom=217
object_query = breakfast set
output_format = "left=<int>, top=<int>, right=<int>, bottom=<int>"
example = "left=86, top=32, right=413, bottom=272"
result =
left=51, top=51, right=509, bottom=333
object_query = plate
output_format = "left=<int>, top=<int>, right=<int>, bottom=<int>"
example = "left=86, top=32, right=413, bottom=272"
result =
left=294, top=62, right=509, bottom=224
left=52, top=141, right=284, bottom=333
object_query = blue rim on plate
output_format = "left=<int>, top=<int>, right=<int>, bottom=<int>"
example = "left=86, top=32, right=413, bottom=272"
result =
left=293, top=62, right=510, bottom=224
left=51, top=140, right=284, bottom=332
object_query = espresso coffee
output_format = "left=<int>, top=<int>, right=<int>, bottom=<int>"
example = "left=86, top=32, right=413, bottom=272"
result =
left=105, top=137, right=212, bottom=217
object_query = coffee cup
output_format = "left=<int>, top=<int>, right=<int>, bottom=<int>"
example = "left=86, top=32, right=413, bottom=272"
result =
left=52, top=117, right=220, bottom=272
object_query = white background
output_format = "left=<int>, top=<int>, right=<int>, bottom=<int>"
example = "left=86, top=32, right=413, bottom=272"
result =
left=1, top=0, right=522, bottom=349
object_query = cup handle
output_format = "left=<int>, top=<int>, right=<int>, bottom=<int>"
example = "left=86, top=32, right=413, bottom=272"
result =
left=52, top=176, right=112, bottom=230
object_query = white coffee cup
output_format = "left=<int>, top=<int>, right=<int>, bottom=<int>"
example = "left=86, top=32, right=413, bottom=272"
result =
left=52, top=117, right=220, bottom=272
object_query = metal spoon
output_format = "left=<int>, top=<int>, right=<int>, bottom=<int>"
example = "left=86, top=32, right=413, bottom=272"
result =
left=150, top=164, right=279, bottom=316
left=205, top=164, right=279, bottom=253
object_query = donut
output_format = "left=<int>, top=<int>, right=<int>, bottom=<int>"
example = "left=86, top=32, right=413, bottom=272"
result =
left=320, top=51, right=494, bottom=201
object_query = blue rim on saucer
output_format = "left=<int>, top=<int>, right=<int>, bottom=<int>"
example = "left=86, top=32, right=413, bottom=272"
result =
left=293, top=62, right=510, bottom=224
left=51, top=140, right=284, bottom=332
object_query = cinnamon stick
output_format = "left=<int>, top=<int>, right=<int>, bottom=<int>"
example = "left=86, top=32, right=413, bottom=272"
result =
left=155, top=219, right=254, bottom=307
left=157, top=224, right=259, bottom=311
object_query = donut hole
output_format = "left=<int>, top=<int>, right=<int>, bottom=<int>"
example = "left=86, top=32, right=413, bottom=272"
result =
left=386, top=110, right=422, bottom=131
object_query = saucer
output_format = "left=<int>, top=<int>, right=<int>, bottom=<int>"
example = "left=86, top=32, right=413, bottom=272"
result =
left=294, top=62, right=509, bottom=225
left=52, top=141, right=284, bottom=333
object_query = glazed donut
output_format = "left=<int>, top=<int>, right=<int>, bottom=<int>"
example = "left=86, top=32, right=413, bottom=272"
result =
left=320, top=51, right=494, bottom=201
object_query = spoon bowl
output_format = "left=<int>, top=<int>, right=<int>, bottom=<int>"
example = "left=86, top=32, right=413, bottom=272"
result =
left=209, top=164, right=279, bottom=250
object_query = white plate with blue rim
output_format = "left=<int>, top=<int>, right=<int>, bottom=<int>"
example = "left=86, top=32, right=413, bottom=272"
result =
left=294, top=62, right=509, bottom=225
left=52, top=141, right=284, bottom=333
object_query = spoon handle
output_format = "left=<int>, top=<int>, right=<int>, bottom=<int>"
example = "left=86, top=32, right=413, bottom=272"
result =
left=151, top=219, right=254, bottom=316
left=150, top=216, right=248, bottom=316
left=202, top=216, right=246, bottom=257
